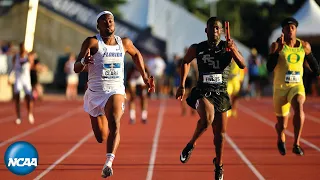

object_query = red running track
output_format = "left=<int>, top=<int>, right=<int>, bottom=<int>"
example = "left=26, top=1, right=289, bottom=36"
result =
left=0, top=97, right=319, bottom=180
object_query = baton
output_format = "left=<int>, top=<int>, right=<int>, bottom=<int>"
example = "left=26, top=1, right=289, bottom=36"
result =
left=148, top=76, right=155, bottom=93
left=225, top=21, right=230, bottom=52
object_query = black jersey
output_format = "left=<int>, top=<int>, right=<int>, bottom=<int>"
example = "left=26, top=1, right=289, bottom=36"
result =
left=195, top=40, right=232, bottom=91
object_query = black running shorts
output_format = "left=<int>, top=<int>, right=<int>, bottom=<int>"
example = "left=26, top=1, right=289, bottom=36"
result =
left=186, top=87, right=231, bottom=113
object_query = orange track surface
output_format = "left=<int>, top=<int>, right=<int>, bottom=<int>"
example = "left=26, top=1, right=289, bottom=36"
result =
left=0, top=97, right=319, bottom=180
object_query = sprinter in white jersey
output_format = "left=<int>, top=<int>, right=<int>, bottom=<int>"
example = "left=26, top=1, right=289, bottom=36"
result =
left=9, top=42, right=34, bottom=125
left=74, top=11, right=155, bottom=178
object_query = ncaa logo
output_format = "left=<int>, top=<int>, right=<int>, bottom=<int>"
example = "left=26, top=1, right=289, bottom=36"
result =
left=4, top=141, right=38, bottom=175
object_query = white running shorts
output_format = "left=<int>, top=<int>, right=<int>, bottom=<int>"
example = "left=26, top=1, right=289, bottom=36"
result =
left=14, top=77, right=32, bottom=95
left=129, top=76, right=144, bottom=86
left=83, top=87, right=126, bottom=117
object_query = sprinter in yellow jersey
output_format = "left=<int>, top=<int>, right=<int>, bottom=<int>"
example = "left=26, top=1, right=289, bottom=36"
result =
left=267, top=17, right=320, bottom=156
left=227, top=60, right=245, bottom=117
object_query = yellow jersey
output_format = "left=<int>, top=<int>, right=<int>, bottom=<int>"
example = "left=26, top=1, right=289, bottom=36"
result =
left=229, top=61, right=244, bottom=81
left=274, top=39, right=305, bottom=88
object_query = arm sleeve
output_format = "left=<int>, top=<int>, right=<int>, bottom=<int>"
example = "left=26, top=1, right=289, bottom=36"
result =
left=305, top=53, right=320, bottom=76
left=267, top=52, right=279, bottom=72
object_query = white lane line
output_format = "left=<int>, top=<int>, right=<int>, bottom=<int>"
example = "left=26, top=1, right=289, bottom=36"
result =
left=146, top=100, right=166, bottom=180
left=0, top=107, right=82, bottom=148
left=305, top=114, right=320, bottom=124
left=33, top=132, right=94, bottom=180
left=239, top=104, right=320, bottom=152
left=226, top=134, right=266, bottom=180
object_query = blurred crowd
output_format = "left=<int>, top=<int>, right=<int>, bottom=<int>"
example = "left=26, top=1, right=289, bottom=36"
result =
left=124, top=46, right=320, bottom=108
left=1, top=40, right=319, bottom=104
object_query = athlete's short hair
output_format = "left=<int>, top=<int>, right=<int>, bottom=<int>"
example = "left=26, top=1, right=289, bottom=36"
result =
left=207, top=17, right=221, bottom=26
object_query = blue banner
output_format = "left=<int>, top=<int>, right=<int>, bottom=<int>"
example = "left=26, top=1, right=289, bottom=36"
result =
left=39, top=0, right=166, bottom=56
left=39, top=0, right=140, bottom=41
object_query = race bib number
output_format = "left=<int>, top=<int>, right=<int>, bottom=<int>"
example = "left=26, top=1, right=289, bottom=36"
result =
left=102, top=63, right=121, bottom=79
left=285, top=71, right=300, bottom=83
left=203, top=74, right=222, bottom=84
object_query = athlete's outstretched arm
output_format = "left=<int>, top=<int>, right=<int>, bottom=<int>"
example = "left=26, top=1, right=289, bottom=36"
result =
left=303, top=41, right=320, bottom=76
left=144, top=66, right=152, bottom=79
left=74, top=37, right=94, bottom=73
left=176, top=44, right=196, bottom=100
left=180, top=44, right=197, bottom=88
left=123, top=38, right=154, bottom=92
left=122, top=38, right=148, bottom=80
left=7, top=55, right=16, bottom=85
left=8, top=55, right=16, bottom=74
left=191, top=60, right=199, bottom=80
left=228, top=40, right=246, bottom=69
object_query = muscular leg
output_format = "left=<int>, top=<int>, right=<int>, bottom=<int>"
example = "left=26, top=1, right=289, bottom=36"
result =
left=290, top=94, right=305, bottom=146
left=275, top=116, right=289, bottom=143
left=212, top=112, right=228, bottom=166
left=139, top=85, right=148, bottom=122
left=25, top=94, right=33, bottom=115
left=140, top=86, right=147, bottom=110
left=273, top=89, right=290, bottom=155
left=24, top=93, right=34, bottom=124
left=128, top=84, right=136, bottom=123
left=104, top=94, right=125, bottom=154
left=189, top=98, right=215, bottom=145
left=227, top=94, right=234, bottom=117
left=91, top=94, right=124, bottom=178
left=36, top=83, right=44, bottom=100
left=14, top=93, right=21, bottom=119
left=71, top=84, right=78, bottom=99
left=231, top=94, right=240, bottom=117
left=90, top=115, right=108, bottom=143
left=180, top=97, right=215, bottom=164
left=66, top=84, right=71, bottom=100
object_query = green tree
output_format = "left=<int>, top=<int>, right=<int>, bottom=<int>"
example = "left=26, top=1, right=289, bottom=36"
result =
left=170, top=0, right=319, bottom=56
left=170, top=0, right=200, bottom=12
left=170, top=0, right=209, bottom=21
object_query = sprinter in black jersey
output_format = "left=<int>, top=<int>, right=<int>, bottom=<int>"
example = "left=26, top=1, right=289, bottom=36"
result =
left=176, top=17, right=246, bottom=180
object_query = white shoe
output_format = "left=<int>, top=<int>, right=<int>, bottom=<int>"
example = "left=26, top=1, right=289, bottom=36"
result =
left=15, top=118, right=21, bottom=125
left=28, top=114, right=34, bottom=124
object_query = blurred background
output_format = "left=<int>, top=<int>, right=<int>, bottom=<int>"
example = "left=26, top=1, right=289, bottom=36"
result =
left=0, top=0, right=319, bottom=102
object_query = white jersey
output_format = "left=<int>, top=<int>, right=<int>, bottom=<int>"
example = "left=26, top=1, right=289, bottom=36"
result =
left=88, top=34, right=125, bottom=92
left=14, top=54, right=30, bottom=80
left=13, top=53, right=32, bottom=95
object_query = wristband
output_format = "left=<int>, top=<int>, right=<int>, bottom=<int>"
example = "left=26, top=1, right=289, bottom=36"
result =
left=80, top=58, right=86, bottom=66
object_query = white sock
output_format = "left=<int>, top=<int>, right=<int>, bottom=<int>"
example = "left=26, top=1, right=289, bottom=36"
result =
left=130, top=109, right=136, bottom=120
left=106, top=153, right=115, bottom=167
left=142, top=110, right=148, bottom=120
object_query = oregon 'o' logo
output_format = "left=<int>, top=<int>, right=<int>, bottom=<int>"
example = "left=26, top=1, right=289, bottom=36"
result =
left=287, top=53, right=300, bottom=64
